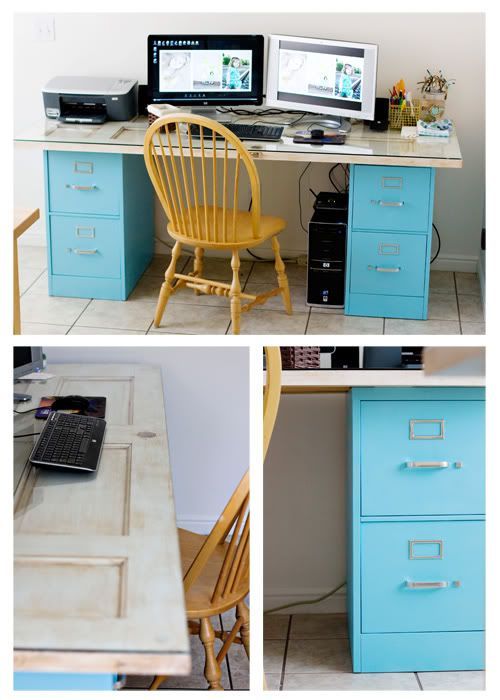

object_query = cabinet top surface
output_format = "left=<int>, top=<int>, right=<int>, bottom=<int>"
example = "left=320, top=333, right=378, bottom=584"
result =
left=14, top=363, right=190, bottom=673
left=278, top=369, right=485, bottom=390
left=15, top=114, right=462, bottom=167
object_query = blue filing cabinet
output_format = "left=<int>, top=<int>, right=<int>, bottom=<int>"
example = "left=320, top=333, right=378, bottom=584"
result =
left=14, top=673, right=119, bottom=690
left=44, top=151, right=154, bottom=300
left=345, top=165, right=435, bottom=319
left=348, top=387, right=485, bottom=673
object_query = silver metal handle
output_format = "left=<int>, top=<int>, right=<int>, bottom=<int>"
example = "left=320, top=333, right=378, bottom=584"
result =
left=406, top=580, right=450, bottom=590
left=65, top=184, right=98, bottom=191
left=368, top=265, right=401, bottom=273
left=406, top=461, right=450, bottom=469
left=371, top=199, right=404, bottom=207
left=71, top=248, right=98, bottom=255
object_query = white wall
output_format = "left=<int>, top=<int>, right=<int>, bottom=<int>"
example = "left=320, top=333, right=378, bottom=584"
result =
left=264, top=393, right=347, bottom=613
left=14, top=12, right=485, bottom=270
left=44, top=346, right=249, bottom=532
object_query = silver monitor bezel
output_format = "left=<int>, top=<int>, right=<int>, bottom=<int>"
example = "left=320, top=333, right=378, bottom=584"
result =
left=265, top=34, right=378, bottom=121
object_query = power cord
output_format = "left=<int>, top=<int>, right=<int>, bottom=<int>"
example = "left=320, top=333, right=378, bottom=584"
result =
left=13, top=408, right=39, bottom=414
left=298, top=162, right=312, bottom=233
left=430, top=223, right=441, bottom=264
left=14, top=433, right=41, bottom=438
left=264, top=580, right=346, bottom=615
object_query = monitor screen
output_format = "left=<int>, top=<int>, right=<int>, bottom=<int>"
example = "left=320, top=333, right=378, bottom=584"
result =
left=266, top=35, right=378, bottom=120
left=148, top=35, right=264, bottom=106
left=14, top=347, right=44, bottom=380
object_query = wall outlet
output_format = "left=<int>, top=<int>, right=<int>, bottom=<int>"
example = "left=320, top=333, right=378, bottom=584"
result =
left=33, top=15, right=55, bottom=42
left=297, top=254, right=308, bottom=267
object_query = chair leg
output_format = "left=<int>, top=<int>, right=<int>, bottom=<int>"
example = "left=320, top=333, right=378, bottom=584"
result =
left=230, top=249, right=242, bottom=335
left=193, top=246, right=204, bottom=294
left=271, top=236, right=292, bottom=314
left=237, top=601, right=250, bottom=659
left=154, top=241, right=182, bottom=328
left=200, top=617, right=224, bottom=690
left=148, top=676, right=167, bottom=691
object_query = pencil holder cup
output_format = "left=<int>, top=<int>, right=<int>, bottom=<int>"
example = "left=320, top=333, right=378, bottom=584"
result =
left=388, top=99, right=421, bottom=129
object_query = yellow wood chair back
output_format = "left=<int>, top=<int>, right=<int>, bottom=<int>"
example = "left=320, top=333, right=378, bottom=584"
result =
left=144, top=113, right=262, bottom=246
left=264, top=347, right=282, bottom=459
left=183, top=471, right=249, bottom=607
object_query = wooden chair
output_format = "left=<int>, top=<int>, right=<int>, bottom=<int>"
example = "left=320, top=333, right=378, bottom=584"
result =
left=263, top=347, right=282, bottom=690
left=149, top=472, right=249, bottom=691
left=143, top=113, right=292, bottom=334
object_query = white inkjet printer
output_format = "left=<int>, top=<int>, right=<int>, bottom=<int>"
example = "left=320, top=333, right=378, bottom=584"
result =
left=43, top=76, right=138, bottom=124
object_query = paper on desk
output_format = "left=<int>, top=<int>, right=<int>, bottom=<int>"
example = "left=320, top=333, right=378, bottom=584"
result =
left=20, top=372, right=54, bottom=380
left=282, top=136, right=373, bottom=154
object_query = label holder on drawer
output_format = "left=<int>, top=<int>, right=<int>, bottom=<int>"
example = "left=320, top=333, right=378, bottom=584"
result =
left=75, top=226, right=96, bottom=239
left=74, top=160, right=94, bottom=174
left=410, top=418, right=445, bottom=440
left=409, top=539, right=443, bottom=560
left=381, top=176, right=403, bottom=189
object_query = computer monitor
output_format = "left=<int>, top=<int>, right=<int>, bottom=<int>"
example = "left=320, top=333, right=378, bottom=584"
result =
left=266, top=34, right=378, bottom=131
left=14, top=347, right=44, bottom=402
left=148, top=35, right=264, bottom=113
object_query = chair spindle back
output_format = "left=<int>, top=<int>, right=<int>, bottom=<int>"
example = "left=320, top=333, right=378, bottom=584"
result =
left=144, top=113, right=261, bottom=245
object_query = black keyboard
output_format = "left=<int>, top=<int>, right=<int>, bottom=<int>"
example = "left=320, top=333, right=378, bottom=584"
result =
left=29, top=411, right=106, bottom=473
left=190, top=123, right=284, bottom=142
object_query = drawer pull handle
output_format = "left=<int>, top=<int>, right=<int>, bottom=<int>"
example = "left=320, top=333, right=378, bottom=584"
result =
left=65, top=184, right=98, bottom=191
left=406, top=580, right=454, bottom=590
left=368, top=265, right=401, bottom=273
left=73, top=248, right=97, bottom=255
left=406, top=461, right=449, bottom=469
left=371, top=199, right=404, bottom=207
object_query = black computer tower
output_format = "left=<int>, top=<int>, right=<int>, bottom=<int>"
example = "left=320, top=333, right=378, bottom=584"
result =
left=307, top=208, right=347, bottom=308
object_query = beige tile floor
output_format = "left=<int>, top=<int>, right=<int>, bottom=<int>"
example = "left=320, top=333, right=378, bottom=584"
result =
left=124, top=612, right=248, bottom=690
left=264, top=614, right=485, bottom=691
left=19, top=246, right=484, bottom=335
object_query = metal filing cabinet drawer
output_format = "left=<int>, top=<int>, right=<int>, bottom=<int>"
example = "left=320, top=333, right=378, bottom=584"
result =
left=349, top=231, right=427, bottom=297
left=350, top=165, right=433, bottom=233
left=50, top=215, right=121, bottom=279
left=360, top=398, right=485, bottom=516
left=361, top=520, right=485, bottom=634
left=47, top=151, right=122, bottom=216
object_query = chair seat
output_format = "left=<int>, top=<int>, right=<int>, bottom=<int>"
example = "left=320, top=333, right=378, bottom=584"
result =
left=179, top=528, right=249, bottom=617
left=167, top=206, right=286, bottom=249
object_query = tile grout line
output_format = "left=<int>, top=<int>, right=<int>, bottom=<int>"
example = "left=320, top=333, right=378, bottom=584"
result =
left=220, top=614, right=234, bottom=691
left=279, top=615, right=293, bottom=691
left=20, top=267, right=47, bottom=298
left=304, top=308, right=312, bottom=335
left=65, top=298, right=94, bottom=334
left=453, top=272, right=463, bottom=335
left=415, top=671, right=424, bottom=690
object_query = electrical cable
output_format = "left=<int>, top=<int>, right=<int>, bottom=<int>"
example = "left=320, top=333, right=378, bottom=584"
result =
left=14, top=433, right=41, bottom=438
left=298, top=162, right=312, bottom=233
left=264, top=580, right=347, bottom=615
left=155, top=235, right=173, bottom=251
left=430, top=223, right=441, bottom=264
left=13, top=408, right=39, bottom=414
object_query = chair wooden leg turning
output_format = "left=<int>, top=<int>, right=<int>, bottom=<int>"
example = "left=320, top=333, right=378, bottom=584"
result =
left=194, top=246, right=204, bottom=294
left=237, top=601, right=250, bottom=659
left=200, top=617, right=224, bottom=691
left=148, top=675, right=167, bottom=691
left=154, top=241, right=182, bottom=327
left=271, top=236, right=292, bottom=314
left=230, top=249, right=242, bottom=335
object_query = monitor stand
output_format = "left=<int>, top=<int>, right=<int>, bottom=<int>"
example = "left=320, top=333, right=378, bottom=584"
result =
left=190, top=107, right=219, bottom=120
left=301, top=115, right=352, bottom=134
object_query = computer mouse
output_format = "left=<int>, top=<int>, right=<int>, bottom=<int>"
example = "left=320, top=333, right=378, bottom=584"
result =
left=51, top=395, right=90, bottom=412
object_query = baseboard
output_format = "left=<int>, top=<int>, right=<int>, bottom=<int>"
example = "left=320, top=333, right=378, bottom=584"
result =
left=264, top=586, right=347, bottom=615
left=176, top=517, right=217, bottom=535
left=430, top=254, right=479, bottom=273
left=477, top=250, right=486, bottom=307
